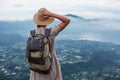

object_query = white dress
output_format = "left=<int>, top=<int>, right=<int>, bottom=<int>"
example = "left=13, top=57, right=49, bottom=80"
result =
left=29, top=25, right=63, bottom=80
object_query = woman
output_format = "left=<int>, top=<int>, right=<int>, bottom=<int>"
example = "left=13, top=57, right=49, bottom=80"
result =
left=29, top=8, right=70, bottom=80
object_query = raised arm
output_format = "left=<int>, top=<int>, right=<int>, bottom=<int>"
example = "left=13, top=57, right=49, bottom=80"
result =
left=42, top=8, right=70, bottom=32
left=49, top=13, right=70, bottom=32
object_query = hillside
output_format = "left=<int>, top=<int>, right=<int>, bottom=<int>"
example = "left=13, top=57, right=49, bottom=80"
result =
left=0, top=33, right=24, bottom=46
left=0, top=40, right=120, bottom=80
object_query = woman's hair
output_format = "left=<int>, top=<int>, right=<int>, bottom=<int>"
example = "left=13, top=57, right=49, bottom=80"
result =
left=37, top=25, right=46, bottom=28
left=37, top=25, right=41, bottom=28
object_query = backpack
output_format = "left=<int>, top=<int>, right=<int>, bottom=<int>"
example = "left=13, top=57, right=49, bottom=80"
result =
left=26, top=29, right=51, bottom=74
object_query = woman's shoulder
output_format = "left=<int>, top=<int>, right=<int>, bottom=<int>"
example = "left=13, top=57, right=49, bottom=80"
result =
left=50, top=25, right=60, bottom=37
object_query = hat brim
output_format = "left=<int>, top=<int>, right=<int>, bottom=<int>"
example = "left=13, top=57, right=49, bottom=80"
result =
left=33, top=13, right=55, bottom=25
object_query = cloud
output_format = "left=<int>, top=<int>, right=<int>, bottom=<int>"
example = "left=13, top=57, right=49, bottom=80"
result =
left=0, top=0, right=120, bottom=20
left=13, top=4, right=23, bottom=7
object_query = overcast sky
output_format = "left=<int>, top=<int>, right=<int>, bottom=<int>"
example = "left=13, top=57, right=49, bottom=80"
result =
left=0, top=0, right=120, bottom=21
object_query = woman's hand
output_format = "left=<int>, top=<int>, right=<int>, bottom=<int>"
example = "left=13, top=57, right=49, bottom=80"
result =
left=39, top=8, right=53, bottom=17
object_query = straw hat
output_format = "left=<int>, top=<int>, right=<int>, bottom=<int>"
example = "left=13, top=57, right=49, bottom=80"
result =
left=33, top=8, right=55, bottom=25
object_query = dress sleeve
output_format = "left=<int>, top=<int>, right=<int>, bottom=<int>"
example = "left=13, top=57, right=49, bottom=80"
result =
left=51, top=25, right=60, bottom=37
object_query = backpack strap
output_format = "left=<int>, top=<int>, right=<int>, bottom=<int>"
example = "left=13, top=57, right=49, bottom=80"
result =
left=45, top=29, right=51, bottom=37
left=30, top=30, right=35, bottom=37
left=30, top=29, right=51, bottom=37
left=44, top=28, right=51, bottom=53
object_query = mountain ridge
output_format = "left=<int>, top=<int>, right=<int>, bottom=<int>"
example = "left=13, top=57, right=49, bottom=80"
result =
left=0, top=14, right=120, bottom=44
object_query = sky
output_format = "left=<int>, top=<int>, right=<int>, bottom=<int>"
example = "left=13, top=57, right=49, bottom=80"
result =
left=0, top=0, right=120, bottom=21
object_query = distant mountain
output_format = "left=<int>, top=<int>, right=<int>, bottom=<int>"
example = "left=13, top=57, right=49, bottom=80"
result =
left=0, top=14, right=120, bottom=44
left=65, top=14, right=100, bottom=21
left=66, top=14, right=84, bottom=19
left=0, top=20, right=35, bottom=37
